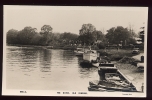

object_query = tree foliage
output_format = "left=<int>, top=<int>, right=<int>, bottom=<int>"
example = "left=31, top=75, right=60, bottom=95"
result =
left=93, top=30, right=106, bottom=42
left=6, top=24, right=137, bottom=48
left=79, top=24, right=96, bottom=35
left=7, top=29, right=19, bottom=44
left=41, top=25, right=53, bottom=34
left=78, top=24, right=107, bottom=46
left=78, top=32, right=96, bottom=45
left=17, top=26, right=38, bottom=45
left=39, top=25, right=53, bottom=45
left=6, top=26, right=78, bottom=46
left=78, top=24, right=97, bottom=45
left=106, top=26, right=136, bottom=45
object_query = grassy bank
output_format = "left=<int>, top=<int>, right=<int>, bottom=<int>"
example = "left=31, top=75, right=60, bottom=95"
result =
left=97, top=49, right=143, bottom=61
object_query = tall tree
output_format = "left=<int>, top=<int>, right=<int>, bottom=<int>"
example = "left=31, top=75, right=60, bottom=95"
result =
left=79, top=24, right=96, bottom=35
left=40, top=25, right=53, bottom=45
left=41, top=25, right=53, bottom=34
left=79, top=24, right=96, bottom=45
left=106, top=26, right=136, bottom=45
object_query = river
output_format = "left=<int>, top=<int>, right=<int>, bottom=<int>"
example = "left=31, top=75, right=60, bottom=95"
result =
left=6, top=46, right=99, bottom=91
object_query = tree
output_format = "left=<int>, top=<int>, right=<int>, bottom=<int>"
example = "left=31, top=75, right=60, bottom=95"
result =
left=59, top=32, right=78, bottom=45
left=79, top=24, right=96, bottom=35
left=78, top=24, right=96, bottom=45
left=40, top=25, right=53, bottom=34
left=17, top=26, right=37, bottom=45
left=6, top=29, right=19, bottom=44
left=93, top=30, right=106, bottom=41
left=92, top=30, right=107, bottom=49
left=40, top=25, right=53, bottom=45
left=106, top=26, right=136, bottom=45
left=30, top=33, right=42, bottom=45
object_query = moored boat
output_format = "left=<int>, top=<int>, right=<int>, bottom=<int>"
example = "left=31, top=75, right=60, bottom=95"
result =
left=79, top=49, right=98, bottom=66
left=92, top=62, right=100, bottom=67
left=83, top=50, right=98, bottom=62
left=88, top=63, right=137, bottom=92
left=74, top=47, right=85, bottom=56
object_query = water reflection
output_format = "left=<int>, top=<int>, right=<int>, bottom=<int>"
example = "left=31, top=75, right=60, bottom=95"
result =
left=76, top=56, right=98, bottom=79
left=7, top=47, right=38, bottom=72
left=6, top=46, right=98, bottom=90
left=62, top=50, right=75, bottom=60
left=39, top=49, right=51, bottom=72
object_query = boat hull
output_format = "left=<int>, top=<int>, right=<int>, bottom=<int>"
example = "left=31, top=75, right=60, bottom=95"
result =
left=83, top=52, right=98, bottom=62
left=92, top=62, right=99, bottom=67
left=79, top=60, right=92, bottom=67
left=88, top=63, right=137, bottom=92
left=88, top=80, right=137, bottom=92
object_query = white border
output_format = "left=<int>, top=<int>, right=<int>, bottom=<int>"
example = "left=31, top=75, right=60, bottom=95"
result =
left=2, top=6, right=148, bottom=97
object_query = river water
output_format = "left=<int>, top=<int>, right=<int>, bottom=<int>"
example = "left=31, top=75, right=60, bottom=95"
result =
left=6, top=46, right=99, bottom=91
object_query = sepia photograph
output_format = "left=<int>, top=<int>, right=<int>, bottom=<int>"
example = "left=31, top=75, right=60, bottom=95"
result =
left=2, top=6, right=148, bottom=97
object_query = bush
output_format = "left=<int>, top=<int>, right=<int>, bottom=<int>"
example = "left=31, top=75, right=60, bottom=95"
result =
left=97, top=50, right=108, bottom=56
left=110, top=54, right=124, bottom=61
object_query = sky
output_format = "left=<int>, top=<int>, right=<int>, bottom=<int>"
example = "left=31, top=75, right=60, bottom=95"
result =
left=4, top=6, right=148, bottom=35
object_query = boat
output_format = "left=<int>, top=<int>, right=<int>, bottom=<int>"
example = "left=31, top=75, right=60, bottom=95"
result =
left=88, top=63, right=137, bottom=92
left=79, top=49, right=98, bottom=66
left=74, top=47, right=85, bottom=56
left=92, top=62, right=99, bottom=67
left=83, top=50, right=98, bottom=62
left=92, top=56, right=111, bottom=67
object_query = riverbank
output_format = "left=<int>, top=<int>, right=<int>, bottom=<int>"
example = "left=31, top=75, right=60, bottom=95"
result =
left=7, top=44, right=77, bottom=50
left=97, top=49, right=144, bottom=61
left=114, top=62, right=144, bottom=92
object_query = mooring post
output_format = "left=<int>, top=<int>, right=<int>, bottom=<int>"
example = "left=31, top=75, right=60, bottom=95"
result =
left=98, top=69, right=106, bottom=80
left=141, top=83, right=144, bottom=92
left=141, top=56, right=144, bottom=63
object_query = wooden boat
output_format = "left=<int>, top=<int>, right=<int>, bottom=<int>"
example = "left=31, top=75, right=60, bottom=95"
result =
left=88, top=63, right=137, bottom=92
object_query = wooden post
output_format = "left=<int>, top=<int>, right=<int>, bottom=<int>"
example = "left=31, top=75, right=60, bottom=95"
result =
left=141, top=56, right=144, bottom=62
left=98, top=69, right=106, bottom=80
left=141, top=83, right=144, bottom=92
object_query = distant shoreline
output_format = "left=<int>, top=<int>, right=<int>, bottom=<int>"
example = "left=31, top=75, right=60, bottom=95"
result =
left=6, top=44, right=77, bottom=50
